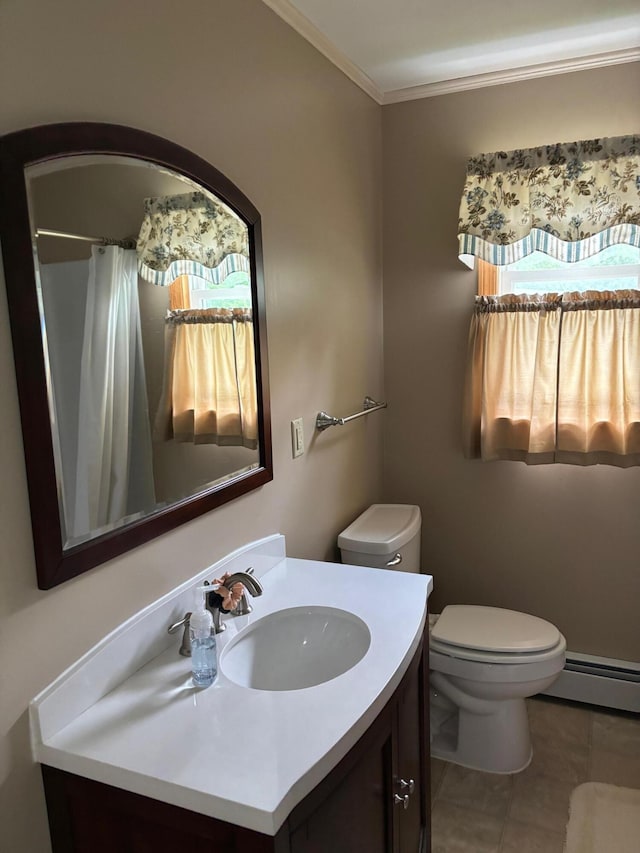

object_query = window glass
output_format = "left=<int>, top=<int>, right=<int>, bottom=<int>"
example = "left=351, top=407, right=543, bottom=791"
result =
left=499, top=245, right=640, bottom=295
left=187, top=270, right=252, bottom=309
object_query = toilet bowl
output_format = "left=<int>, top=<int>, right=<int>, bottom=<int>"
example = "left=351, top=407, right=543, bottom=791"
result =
left=338, top=504, right=566, bottom=774
left=429, top=604, right=566, bottom=772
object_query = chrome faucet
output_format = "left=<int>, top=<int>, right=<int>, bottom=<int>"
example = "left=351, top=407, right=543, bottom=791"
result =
left=223, top=570, right=264, bottom=616
left=204, top=570, right=264, bottom=633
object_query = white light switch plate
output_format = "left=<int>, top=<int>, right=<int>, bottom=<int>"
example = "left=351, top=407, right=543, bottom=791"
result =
left=291, top=418, right=304, bottom=458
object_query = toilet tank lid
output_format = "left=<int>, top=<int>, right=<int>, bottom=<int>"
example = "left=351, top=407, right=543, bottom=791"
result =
left=431, top=605, right=561, bottom=654
left=338, top=504, right=421, bottom=555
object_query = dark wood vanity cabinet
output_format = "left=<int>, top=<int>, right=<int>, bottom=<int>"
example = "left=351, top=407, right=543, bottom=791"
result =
left=42, top=634, right=430, bottom=853
left=289, top=637, right=429, bottom=853
left=395, top=644, right=428, bottom=853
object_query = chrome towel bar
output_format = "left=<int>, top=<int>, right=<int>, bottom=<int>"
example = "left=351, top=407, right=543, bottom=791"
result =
left=316, top=396, right=387, bottom=431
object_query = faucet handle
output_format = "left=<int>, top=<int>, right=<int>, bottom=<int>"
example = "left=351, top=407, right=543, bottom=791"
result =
left=167, top=612, right=192, bottom=657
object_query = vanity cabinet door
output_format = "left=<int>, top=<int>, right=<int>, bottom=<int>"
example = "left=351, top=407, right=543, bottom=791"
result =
left=289, top=735, right=392, bottom=853
left=289, top=707, right=393, bottom=853
left=393, top=645, right=430, bottom=853
left=288, top=637, right=430, bottom=853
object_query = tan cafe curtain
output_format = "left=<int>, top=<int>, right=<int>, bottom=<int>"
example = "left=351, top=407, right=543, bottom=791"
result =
left=154, top=308, right=258, bottom=448
left=463, top=291, right=640, bottom=467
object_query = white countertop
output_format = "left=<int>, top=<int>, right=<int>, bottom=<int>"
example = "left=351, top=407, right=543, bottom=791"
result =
left=30, top=536, right=432, bottom=835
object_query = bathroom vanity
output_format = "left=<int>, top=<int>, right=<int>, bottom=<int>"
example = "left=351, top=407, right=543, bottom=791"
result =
left=31, top=536, right=433, bottom=852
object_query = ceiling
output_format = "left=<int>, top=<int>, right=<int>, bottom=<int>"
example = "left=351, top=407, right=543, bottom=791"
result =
left=261, top=0, right=640, bottom=103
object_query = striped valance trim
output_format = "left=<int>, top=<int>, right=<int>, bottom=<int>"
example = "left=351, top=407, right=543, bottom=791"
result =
left=139, top=253, right=250, bottom=286
left=459, top=223, right=640, bottom=268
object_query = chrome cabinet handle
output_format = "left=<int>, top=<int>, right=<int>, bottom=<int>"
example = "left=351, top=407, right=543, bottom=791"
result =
left=399, top=778, right=415, bottom=794
left=393, top=793, right=410, bottom=810
left=386, top=552, right=402, bottom=567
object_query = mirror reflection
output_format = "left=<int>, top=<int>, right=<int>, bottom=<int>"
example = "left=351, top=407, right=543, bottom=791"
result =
left=27, top=155, right=259, bottom=549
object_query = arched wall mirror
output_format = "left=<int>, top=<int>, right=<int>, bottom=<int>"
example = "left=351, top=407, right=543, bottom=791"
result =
left=0, top=124, right=272, bottom=589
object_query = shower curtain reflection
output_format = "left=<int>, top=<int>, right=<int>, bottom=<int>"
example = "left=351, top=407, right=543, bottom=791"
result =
left=41, top=246, right=156, bottom=543
left=74, top=246, right=155, bottom=539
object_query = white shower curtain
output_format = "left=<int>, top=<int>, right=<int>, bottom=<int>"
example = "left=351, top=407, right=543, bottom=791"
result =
left=72, top=246, right=155, bottom=539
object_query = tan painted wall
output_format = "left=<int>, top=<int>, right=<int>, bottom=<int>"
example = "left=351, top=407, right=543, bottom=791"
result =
left=2, top=3, right=637, bottom=849
left=0, top=1, right=383, bottom=850
left=382, top=63, right=640, bottom=662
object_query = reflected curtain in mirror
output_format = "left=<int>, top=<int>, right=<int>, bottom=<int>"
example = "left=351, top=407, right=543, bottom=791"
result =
left=154, top=308, right=258, bottom=448
left=145, top=191, right=258, bottom=449
left=40, top=245, right=155, bottom=541
left=74, top=246, right=155, bottom=536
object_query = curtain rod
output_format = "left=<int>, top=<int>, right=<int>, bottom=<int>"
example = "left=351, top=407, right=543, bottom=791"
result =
left=35, top=228, right=137, bottom=249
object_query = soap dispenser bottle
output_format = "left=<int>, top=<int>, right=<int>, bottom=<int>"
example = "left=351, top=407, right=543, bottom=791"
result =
left=190, top=587, right=217, bottom=688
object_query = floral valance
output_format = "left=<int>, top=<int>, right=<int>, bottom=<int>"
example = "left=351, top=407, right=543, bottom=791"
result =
left=137, top=191, right=250, bottom=286
left=458, top=134, right=640, bottom=267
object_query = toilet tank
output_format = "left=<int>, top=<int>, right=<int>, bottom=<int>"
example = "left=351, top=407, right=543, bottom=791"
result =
left=338, top=504, right=422, bottom=573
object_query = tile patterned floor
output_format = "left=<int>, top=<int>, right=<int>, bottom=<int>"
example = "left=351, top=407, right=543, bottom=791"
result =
left=430, top=696, right=640, bottom=853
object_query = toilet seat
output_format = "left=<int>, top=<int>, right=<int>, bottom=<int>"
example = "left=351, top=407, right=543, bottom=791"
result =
left=430, top=635, right=566, bottom=666
left=430, top=604, right=563, bottom=665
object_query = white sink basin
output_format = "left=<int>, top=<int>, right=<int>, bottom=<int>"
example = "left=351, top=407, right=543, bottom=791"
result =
left=220, top=606, right=371, bottom=691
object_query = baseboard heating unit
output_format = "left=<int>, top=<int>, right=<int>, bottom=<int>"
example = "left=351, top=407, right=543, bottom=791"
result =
left=542, top=652, right=640, bottom=713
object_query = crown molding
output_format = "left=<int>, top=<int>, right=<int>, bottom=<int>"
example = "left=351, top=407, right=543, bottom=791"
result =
left=260, top=2, right=640, bottom=106
left=381, top=48, right=640, bottom=103
left=260, top=0, right=383, bottom=103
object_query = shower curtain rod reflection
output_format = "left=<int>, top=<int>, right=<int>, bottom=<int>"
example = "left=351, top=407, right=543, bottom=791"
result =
left=35, top=228, right=137, bottom=249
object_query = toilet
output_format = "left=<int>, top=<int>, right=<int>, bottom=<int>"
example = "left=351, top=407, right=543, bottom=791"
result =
left=338, top=504, right=566, bottom=774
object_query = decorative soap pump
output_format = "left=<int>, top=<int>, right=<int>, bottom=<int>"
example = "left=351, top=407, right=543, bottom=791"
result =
left=190, top=586, right=218, bottom=688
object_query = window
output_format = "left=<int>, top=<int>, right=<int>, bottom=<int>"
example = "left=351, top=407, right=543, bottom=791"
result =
left=498, top=245, right=640, bottom=296
left=457, top=133, right=640, bottom=467
left=188, top=270, right=252, bottom=309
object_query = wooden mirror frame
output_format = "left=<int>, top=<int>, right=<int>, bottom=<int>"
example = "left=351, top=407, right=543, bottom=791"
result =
left=0, top=123, right=272, bottom=589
